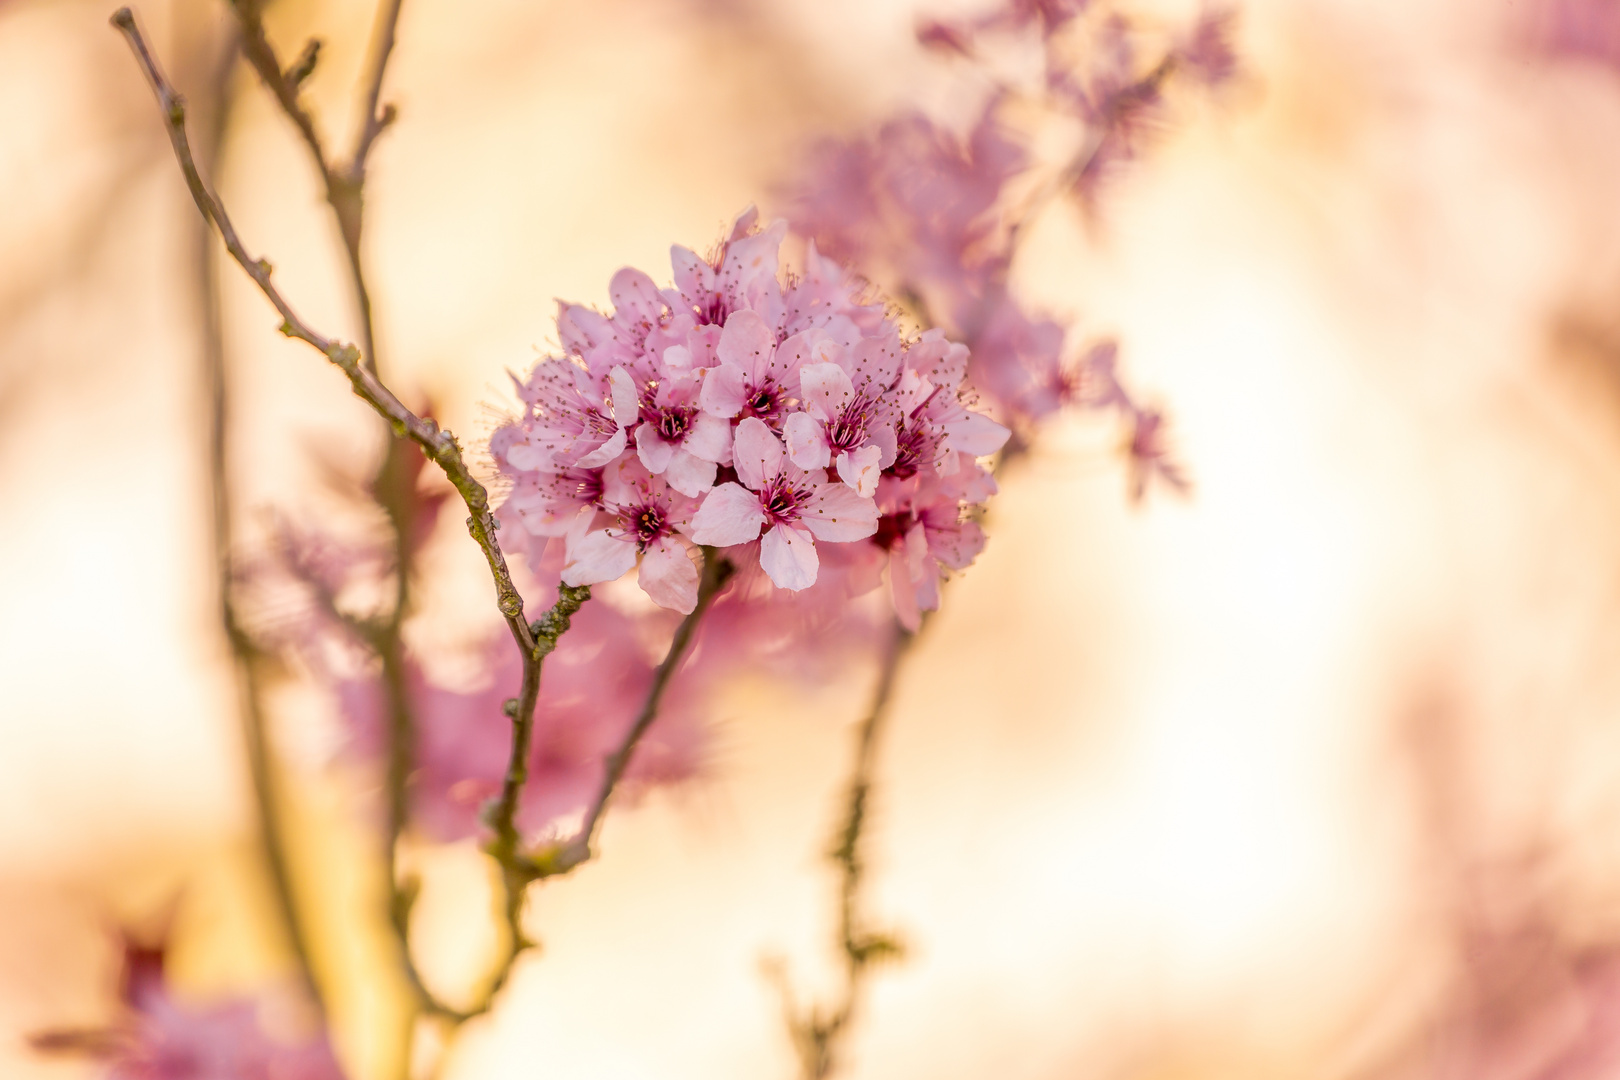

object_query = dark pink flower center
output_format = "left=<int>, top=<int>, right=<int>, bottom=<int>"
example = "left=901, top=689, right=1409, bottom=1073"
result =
left=546, top=468, right=604, bottom=505
left=827, top=396, right=876, bottom=453
left=627, top=502, right=670, bottom=549
left=760, top=479, right=811, bottom=527
left=890, top=421, right=929, bottom=479
left=741, top=382, right=785, bottom=424
left=584, top=403, right=618, bottom=438
left=873, top=512, right=909, bottom=550
left=645, top=404, right=695, bottom=442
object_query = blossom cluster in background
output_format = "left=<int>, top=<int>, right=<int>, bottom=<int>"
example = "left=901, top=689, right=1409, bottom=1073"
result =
left=788, top=0, right=1235, bottom=495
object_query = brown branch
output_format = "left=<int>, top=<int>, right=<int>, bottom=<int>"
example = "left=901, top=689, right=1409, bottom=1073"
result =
left=446, top=550, right=734, bottom=1022
left=548, top=548, right=736, bottom=876
left=110, top=10, right=558, bottom=1041
left=349, top=0, right=405, bottom=184
left=111, top=6, right=536, bottom=658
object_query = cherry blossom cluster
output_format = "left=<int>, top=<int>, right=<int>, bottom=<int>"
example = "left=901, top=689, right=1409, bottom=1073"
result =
left=491, top=209, right=1011, bottom=627
left=786, top=0, right=1232, bottom=494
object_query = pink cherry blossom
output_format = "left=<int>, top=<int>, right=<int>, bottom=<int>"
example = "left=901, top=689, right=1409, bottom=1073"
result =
left=689, top=417, right=878, bottom=591
left=700, top=309, right=810, bottom=428
left=498, top=358, right=638, bottom=473
left=632, top=366, right=732, bottom=497
left=561, top=456, right=703, bottom=613
left=33, top=940, right=343, bottom=1080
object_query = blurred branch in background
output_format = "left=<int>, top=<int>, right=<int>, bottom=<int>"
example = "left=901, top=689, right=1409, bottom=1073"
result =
left=189, top=2, right=331, bottom=1024
left=771, top=619, right=912, bottom=1080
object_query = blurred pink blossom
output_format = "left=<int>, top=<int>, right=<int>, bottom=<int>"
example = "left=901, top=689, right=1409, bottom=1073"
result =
left=335, top=600, right=706, bottom=842
left=32, top=940, right=343, bottom=1080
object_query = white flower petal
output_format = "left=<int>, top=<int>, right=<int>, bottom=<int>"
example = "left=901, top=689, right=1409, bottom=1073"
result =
left=944, top=410, right=1011, bottom=456
left=732, top=417, right=782, bottom=490
left=664, top=449, right=718, bottom=497
left=759, top=524, right=819, bottom=591
left=635, top=424, right=677, bottom=473
left=835, top=445, right=882, bottom=498
left=638, top=537, right=699, bottom=613
left=717, top=309, right=775, bottom=373
left=682, top=412, right=733, bottom=463
left=689, top=482, right=766, bottom=546
left=802, top=482, right=879, bottom=543
left=798, top=362, right=855, bottom=423
left=575, top=428, right=627, bottom=469
left=701, top=364, right=748, bottom=418
left=561, top=529, right=637, bottom=586
left=783, top=412, right=830, bottom=471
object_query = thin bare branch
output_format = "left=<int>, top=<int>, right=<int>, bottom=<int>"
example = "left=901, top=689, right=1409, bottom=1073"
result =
left=349, top=0, right=405, bottom=181
left=549, top=549, right=736, bottom=875
left=111, top=5, right=536, bottom=658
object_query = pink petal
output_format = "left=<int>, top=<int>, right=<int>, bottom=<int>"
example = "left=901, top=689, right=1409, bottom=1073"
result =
left=635, top=424, right=677, bottom=473
left=773, top=331, right=824, bottom=391
left=610, top=267, right=664, bottom=328
left=670, top=245, right=714, bottom=310
left=701, top=364, right=748, bottom=418
left=783, top=412, right=830, bottom=471
left=506, top=439, right=550, bottom=472
left=561, top=529, right=637, bottom=586
left=607, top=367, right=639, bottom=427
left=638, top=537, right=699, bottom=613
left=945, top=410, right=1011, bottom=455
left=574, top=427, right=627, bottom=469
left=663, top=449, right=717, bottom=497
left=732, top=417, right=782, bottom=490
left=690, top=482, right=766, bottom=546
left=558, top=304, right=616, bottom=354
left=889, top=546, right=921, bottom=632
left=799, top=362, right=856, bottom=423
left=835, top=445, right=882, bottom=498
left=682, top=412, right=733, bottom=463
left=717, top=309, right=775, bottom=375
left=802, top=483, right=879, bottom=542
left=868, top=423, right=898, bottom=469
left=928, top=518, right=985, bottom=570
left=759, top=524, right=819, bottom=591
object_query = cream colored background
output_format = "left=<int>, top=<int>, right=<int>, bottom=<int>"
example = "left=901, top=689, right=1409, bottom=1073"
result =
left=6, top=0, right=1620, bottom=1077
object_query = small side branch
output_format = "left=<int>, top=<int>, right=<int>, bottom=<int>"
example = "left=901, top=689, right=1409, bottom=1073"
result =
left=550, top=548, right=736, bottom=875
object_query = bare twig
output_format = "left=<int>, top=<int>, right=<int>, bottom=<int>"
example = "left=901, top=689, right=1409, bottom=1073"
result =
left=549, top=549, right=737, bottom=875
left=781, top=619, right=912, bottom=1080
left=349, top=0, right=405, bottom=182
left=112, top=6, right=536, bottom=658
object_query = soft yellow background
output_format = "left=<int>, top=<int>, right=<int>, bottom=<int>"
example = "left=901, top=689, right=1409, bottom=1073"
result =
left=6, top=0, right=1620, bottom=1078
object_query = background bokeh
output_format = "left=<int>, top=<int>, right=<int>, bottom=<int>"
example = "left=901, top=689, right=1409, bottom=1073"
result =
left=8, top=0, right=1620, bottom=1077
